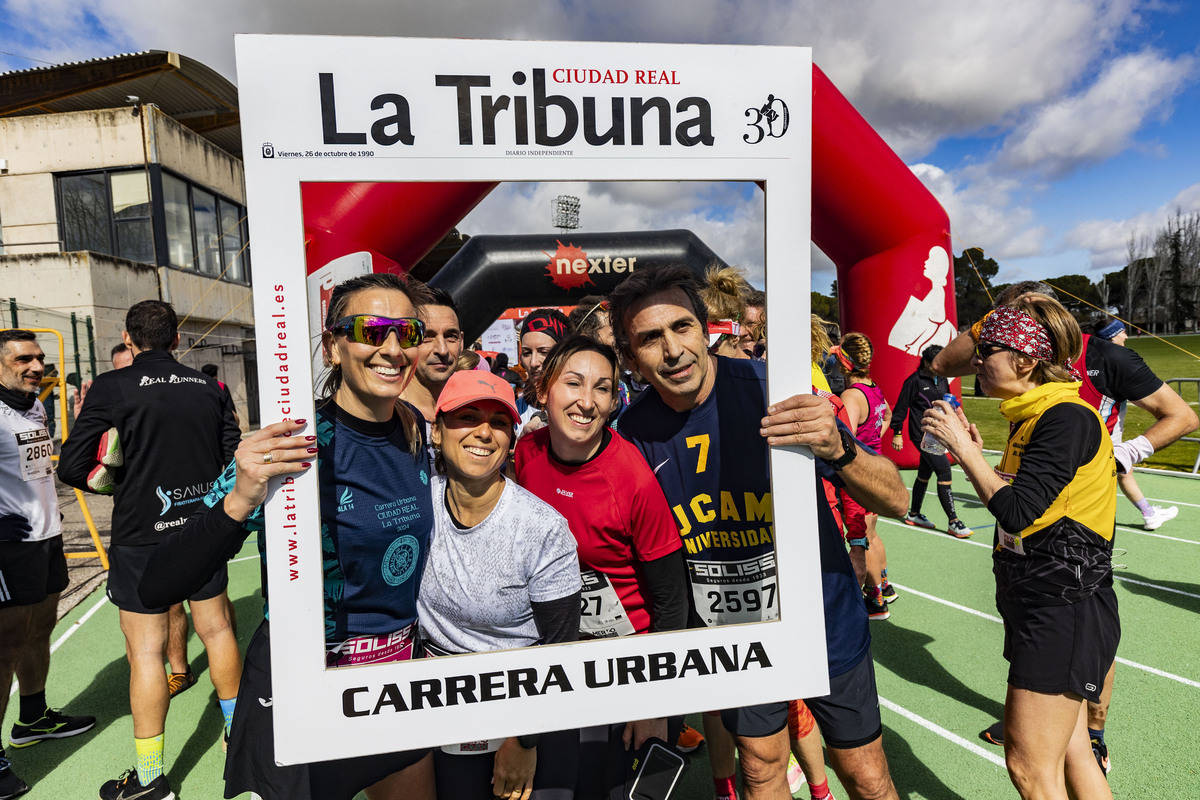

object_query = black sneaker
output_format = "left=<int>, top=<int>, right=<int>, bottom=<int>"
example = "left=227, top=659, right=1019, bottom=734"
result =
left=980, top=720, right=1004, bottom=746
left=0, top=757, right=29, bottom=800
left=99, top=770, right=174, bottom=800
left=865, top=593, right=890, bottom=621
left=1090, top=737, right=1111, bottom=776
left=9, top=708, right=96, bottom=748
left=880, top=582, right=898, bottom=604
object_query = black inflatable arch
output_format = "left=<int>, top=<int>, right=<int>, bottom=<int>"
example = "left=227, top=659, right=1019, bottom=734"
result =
left=428, top=230, right=731, bottom=342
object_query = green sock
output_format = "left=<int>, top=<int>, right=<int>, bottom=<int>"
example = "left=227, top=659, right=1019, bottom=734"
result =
left=135, top=734, right=164, bottom=785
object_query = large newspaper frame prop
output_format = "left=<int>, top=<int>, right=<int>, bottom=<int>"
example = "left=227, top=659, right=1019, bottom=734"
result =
left=236, top=34, right=820, bottom=763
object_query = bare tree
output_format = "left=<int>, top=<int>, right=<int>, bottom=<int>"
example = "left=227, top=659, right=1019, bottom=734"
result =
left=1125, top=232, right=1148, bottom=325
left=1178, top=210, right=1200, bottom=332
left=1147, top=227, right=1173, bottom=335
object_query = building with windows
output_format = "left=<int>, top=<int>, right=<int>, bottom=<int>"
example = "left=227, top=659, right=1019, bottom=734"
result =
left=0, top=51, right=257, bottom=425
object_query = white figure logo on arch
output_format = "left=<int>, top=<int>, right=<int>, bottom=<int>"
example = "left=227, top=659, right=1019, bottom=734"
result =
left=887, top=245, right=956, bottom=356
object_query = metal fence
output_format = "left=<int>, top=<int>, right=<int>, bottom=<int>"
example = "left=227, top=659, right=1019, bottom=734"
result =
left=1164, top=378, right=1200, bottom=474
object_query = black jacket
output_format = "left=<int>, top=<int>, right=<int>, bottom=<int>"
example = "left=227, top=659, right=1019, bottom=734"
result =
left=59, top=350, right=241, bottom=546
left=889, top=368, right=950, bottom=445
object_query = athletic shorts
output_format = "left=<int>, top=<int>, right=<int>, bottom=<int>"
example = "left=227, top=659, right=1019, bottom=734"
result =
left=107, top=543, right=228, bottom=614
left=1110, top=404, right=1127, bottom=445
left=718, top=701, right=788, bottom=739
left=998, top=585, right=1120, bottom=705
left=0, top=537, right=68, bottom=609
left=225, top=621, right=430, bottom=800
left=803, top=649, right=884, bottom=750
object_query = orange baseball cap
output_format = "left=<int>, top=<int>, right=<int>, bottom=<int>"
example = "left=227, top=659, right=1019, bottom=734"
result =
left=435, top=370, right=520, bottom=424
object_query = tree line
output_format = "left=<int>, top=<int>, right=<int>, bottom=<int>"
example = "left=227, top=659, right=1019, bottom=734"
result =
left=811, top=210, right=1200, bottom=335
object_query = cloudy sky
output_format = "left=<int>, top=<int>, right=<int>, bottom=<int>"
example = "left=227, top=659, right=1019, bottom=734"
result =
left=3, top=0, right=1198, bottom=293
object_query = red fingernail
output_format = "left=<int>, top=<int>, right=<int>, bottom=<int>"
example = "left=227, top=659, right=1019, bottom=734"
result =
left=305, top=436, right=317, bottom=441
left=302, top=462, right=312, bottom=468
left=294, top=419, right=307, bottom=425
left=307, top=448, right=318, bottom=454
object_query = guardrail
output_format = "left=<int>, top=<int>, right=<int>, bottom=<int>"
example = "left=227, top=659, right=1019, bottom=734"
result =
left=1164, top=378, right=1200, bottom=474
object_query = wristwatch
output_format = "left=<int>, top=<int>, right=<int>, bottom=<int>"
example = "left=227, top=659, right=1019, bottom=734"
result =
left=516, top=734, right=540, bottom=749
left=828, top=427, right=858, bottom=472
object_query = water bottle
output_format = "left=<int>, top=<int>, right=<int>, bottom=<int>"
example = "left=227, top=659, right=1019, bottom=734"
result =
left=921, top=394, right=960, bottom=455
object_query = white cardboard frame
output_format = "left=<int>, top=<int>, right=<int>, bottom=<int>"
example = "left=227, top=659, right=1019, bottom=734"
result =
left=235, top=34, right=818, bottom=763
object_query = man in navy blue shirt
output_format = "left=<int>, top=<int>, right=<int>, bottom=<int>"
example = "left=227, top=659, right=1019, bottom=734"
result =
left=611, top=265, right=906, bottom=800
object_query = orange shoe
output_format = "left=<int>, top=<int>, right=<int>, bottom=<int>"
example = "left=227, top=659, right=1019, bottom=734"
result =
left=676, top=723, right=705, bottom=753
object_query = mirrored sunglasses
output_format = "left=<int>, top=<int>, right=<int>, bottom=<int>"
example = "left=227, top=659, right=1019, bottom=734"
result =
left=330, top=315, right=425, bottom=348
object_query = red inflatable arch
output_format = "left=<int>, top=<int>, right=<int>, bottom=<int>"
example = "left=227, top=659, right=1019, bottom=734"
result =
left=300, top=64, right=955, bottom=468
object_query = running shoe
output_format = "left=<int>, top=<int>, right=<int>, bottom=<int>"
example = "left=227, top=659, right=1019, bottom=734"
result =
left=948, top=519, right=972, bottom=539
left=980, top=721, right=1004, bottom=746
left=675, top=723, right=705, bottom=753
left=9, top=708, right=96, bottom=748
left=0, top=756, right=29, bottom=800
left=1090, top=737, right=1111, bottom=776
left=166, top=671, right=196, bottom=698
left=864, top=594, right=890, bottom=621
left=99, top=769, right=174, bottom=800
left=787, top=752, right=805, bottom=794
left=903, top=512, right=937, bottom=529
left=1142, top=504, right=1178, bottom=531
left=880, top=582, right=898, bottom=604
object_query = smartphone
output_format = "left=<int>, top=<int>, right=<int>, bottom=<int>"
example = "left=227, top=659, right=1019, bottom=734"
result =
left=625, top=738, right=687, bottom=800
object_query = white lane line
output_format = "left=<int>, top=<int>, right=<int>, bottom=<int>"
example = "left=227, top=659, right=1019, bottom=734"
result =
left=878, top=516, right=991, bottom=549
left=889, top=581, right=1200, bottom=689
left=1115, top=657, right=1200, bottom=689
left=883, top=517, right=1200, bottom=602
left=1115, top=525, right=1200, bottom=546
left=1147, top=497, right=1200, bottom=509
left=230, top=555, right=258, bottom=564
left=10, top=593, right=110, bottom=697
left=889, top=583, right=1001, bottom=623
left=1112, top=575, right=1200, bottom=601
left=878, top=696, right=1006, bottom=768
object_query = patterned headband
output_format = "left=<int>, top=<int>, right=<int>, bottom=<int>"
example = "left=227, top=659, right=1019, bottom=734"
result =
left=980, top=306, right=1055, bottom=362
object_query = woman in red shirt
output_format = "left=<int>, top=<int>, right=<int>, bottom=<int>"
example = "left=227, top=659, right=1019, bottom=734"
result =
left=514, top=334, right=688, bottom=800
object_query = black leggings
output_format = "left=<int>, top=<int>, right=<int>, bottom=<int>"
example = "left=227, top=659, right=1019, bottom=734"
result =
left=433, top=728, right=578, bottom=800
left=910, top=450, right=957, bottom=520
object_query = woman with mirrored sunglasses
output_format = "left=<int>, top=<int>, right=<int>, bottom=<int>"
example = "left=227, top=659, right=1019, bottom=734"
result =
left=919, top=298, right=1117, bottom=800
left=139, top=272, right=437, bottom=800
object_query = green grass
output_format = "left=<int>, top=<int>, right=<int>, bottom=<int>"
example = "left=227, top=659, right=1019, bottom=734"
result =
left=959, top=333, right=1200, bottom=472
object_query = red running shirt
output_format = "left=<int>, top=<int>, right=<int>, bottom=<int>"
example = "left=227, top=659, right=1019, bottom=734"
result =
left=515, top=427, right=682, bottom=636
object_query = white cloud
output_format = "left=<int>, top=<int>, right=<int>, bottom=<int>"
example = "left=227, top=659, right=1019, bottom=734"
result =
left=998, top=49, right=1195, bottom=176
left=1063, top=182, right=1200, bottom=270
left=909, top=163, right=1049, bottom=260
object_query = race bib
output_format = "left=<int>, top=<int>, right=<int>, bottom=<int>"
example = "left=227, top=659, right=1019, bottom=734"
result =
left=578, top=568, right=636, bottom=638
left=326, top=622, right=416, bottom=667
left=998, top=527, right=1025, bottom=556
left=17, top=428, right=54, bottom=482
left=688, top=553, right=779, bottom=627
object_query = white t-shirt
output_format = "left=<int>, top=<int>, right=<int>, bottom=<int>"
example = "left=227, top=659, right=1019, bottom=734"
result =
left=418, top=475, right=580, bottom=655
left=0, top=399, right=62, bottom=543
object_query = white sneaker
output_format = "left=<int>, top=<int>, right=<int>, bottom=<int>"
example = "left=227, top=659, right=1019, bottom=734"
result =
left=787, top=752, right=805, bottom=794
left=1142, top=505, right=1178, bottom=531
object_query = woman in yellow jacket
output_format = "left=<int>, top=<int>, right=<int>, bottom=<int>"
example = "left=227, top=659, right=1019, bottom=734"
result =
left=920, top=297, right=1117, bottom=800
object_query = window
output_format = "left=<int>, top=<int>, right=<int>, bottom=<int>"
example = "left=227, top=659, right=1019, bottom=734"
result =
left=160, top=171, right=250, bottom=284
left=163, top=173, right=195, bottom=270
left=57, top=168, right=251, bottom=285
left=59, top=169, right=154, bottom=263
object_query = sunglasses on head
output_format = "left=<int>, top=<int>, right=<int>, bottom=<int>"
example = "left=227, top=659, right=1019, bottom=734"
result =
left=329, top=315, right=425, bottom=348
